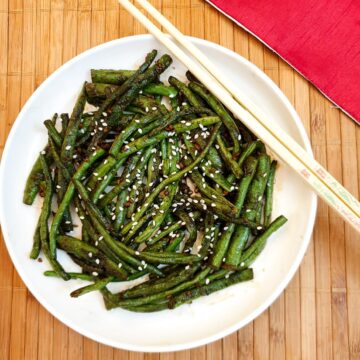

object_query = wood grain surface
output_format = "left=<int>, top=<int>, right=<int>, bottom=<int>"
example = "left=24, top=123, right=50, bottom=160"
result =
left=0, top=0, right=359, bottom=358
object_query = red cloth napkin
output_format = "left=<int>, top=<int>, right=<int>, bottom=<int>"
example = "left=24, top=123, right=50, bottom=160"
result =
left=206, top=0, right=360, bottom=124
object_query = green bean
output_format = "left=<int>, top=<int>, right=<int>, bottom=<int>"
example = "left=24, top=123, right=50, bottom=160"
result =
left=264, top=160, right=277, bottom=226
left=30, top=219, right=41, bottom=259
left=165, top=231, right=186, bottom=252
left=70, top=277, right=114, bottom=298
left=130, top=95, right=161, bottom=113
left=142, top=83, right=178, bottom=98
left=73, top=179, right=114, bottom=232
left=198, top=214, right=216, bottom=258
left=91, top=157, right=126, bottom=204
left=60, top=83, right=87, bottom=168
left=211, top=156, right=258, bottom=269
left=99, top=146, right=153, bottom=207
left=227, top=140, right=263, bottom=184
left=146, top=238, right=169, bottom=252
left=90, top=150, right=141, bottom=197
left=60, top=113, right=69, bottom=138
left=168, top=268, right=253, bottom=309
left=189, top=81, right=241, bottom=153
left=44, top=120, right=62, bottom=148
left=107, top=266, right=209, bottom=307
left=91, top=69, right=136, bottom=84
left=120, top=264, right=200, bottom=299
left=86, top=51, right=161, bottom=150
left=49, top=148, right=106, bottom=257
left=174, top=210, right=197, bottom=245
left=57, top=235, right=129, bottom=279
left=38, top=155, right=69, bottom=280
left=225, top=155, right=270, bottom=268
left=114, top=190, right=128, bottom=231
left=161, top=139, right=170, bottom=176
left=120, top=211, right=153, bottom=242
left=136, top=251, right=201, bottom=265
left=109, top=113, right=159, bottom=156
left=216, top=135, right=243, bottom=179
left=132, top=182, right=179, bottom=243
left=103, top=53, right=171, bottom=127
left=48, top=138, right=73, bottom=233
left=239, top=216, right=287, bottom=267
left=87, top=211, right=164, bottom=277
left=146, top=150, right=160, bottom=190
left=23, top=151, right=48, bottom=205
left=44, top=271, right=94, bottom=281
left=78, top=209, right=136, bottom=274
left=196, top=136, right=224, bottom=170
left=121, top=123, right=220, bottom=228
left=147, top=220, right=184, bottom=245
left=184, top=165, right=234, bottom=209
left=168, top=76, right=204, bottom=107
left=182, top=135, right=232, bottom=192
left=119, top=116, right=221, bottom=160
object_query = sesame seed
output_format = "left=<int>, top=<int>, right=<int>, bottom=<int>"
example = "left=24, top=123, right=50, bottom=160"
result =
left=118, top=263, right=122, bottom=268
left=205, top=278, right=210, bottom=285
left=92, top=272, right=98, bottom=276
left=88, top=252, right=93, bottom=258
left=65, top=145, right=71, bottom=150
left=257, top=226, right=263, bottom=230
left=95, top=258, right=100, bottom=264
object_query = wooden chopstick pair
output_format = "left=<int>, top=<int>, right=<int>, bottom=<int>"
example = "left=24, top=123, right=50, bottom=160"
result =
left=118, top=0, right=360, bottom=233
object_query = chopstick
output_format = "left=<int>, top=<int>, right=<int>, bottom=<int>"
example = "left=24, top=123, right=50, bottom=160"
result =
left=118, top=0, right=360, bottom=233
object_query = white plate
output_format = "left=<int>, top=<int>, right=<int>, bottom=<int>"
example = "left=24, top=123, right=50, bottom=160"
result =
left=0, top=35, right=317, bottom=352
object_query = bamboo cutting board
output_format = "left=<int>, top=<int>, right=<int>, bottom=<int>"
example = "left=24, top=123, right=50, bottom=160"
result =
left=1, top=0, right=360, bottom=359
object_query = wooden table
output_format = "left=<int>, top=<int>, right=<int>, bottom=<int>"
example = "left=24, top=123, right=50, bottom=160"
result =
left=1, top=1, right=359, bottom=359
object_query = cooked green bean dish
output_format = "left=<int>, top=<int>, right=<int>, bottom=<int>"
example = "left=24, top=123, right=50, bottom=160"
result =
left=24, top=50, right=287, bottom=312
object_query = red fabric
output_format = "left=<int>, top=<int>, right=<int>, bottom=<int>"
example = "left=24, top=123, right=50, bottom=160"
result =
left=207, top=0, right=360, bottom=124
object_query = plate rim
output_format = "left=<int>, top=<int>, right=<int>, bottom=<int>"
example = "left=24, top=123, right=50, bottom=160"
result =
left=0, top=34, right=317, bottom=352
